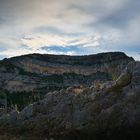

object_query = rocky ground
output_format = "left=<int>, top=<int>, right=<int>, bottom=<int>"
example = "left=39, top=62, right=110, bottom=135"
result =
left=0, top=52, right=133, bottom=93
left=0, top=52, right=133, bottom=111
left=0, top=59, right=140, bottom=140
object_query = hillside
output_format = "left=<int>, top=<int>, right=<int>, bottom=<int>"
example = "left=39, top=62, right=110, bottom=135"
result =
left=0, top=52, right=133, bottom=110
left=0, top=55, right=140, bottom=140
left=0, top=52, right=133, bottom=92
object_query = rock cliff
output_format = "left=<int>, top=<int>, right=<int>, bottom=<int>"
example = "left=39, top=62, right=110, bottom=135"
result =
left=0, top=52, right=133, bottom=93
left=0, top=61, right=140, bottom=140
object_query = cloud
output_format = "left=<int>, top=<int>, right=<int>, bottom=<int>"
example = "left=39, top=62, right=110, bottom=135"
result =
left=0, top=0, right=139, bottom=60
left=35, top=26, right=66, bottom=35
left=0, top=55, right=7, bottom=60
left=0, top=17, right=6, bottom=25
left=34, top=26, right=85, bottom=37
left=0, top=43, right=8, bottom=51
left=97, top=2, right=139, bottom=28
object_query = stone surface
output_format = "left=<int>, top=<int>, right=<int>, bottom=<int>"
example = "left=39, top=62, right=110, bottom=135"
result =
left=0, top=61, right=140, bottom=140
left=0, top=52, right=133, bottom=92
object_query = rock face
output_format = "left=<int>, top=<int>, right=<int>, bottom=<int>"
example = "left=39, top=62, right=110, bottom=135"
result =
left=0, top=52, right=133, bottom=92
left=0, top=61, right=140, bottom=140
left=0, top=52, right=134, bottom=111
left=10, top=52, right=132, bottom=75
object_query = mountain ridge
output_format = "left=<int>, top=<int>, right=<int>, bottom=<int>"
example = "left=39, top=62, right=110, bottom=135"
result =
left=0, top=52, right=134, bottom=110
left=0, top=58, right=140, bottom=140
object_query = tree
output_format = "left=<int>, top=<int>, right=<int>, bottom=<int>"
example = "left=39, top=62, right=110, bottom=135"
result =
left=0, top=74, right=18, bottom=113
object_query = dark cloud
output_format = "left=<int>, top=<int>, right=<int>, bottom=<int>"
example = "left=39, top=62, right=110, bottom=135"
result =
left=34, top=26, right=85, bottom=36
left=0, top=43, right=8, bottom=51
left=116, top=44, right=140, bottom=53
left=20, top=44, right=33, bottom=50
left=96, top=0, right=140, bottom=28
left=70, top=0, right=140, bottom=29
left=22, top=37, right=35, bottom=40
left=0, top=0, right=139, bottom=60
left=0, top=17, right=5, bottom=24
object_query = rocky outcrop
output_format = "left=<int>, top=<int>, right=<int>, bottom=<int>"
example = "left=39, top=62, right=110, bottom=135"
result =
left=0, top=52, right=134, bottom=93
left=0, top=61, right=140, bottom=140
left=10, top=52, right=133, bottom=75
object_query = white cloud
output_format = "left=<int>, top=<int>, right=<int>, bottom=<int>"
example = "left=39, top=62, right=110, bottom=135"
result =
left=0, top=0, right=139, bottom=60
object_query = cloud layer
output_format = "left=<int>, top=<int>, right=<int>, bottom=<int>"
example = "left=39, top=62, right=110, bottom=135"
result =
left=0, top=0, right=140, bottom=60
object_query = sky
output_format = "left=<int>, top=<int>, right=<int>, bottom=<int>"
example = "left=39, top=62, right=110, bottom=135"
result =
left=0, top=0, right=140, bottom=60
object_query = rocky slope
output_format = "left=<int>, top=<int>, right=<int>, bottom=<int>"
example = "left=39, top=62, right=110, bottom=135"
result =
left=0, top=52, right=134, bottom=110
left=0, top=60, right=140, bottom=140
left=0, top=52, right=133, bottom=92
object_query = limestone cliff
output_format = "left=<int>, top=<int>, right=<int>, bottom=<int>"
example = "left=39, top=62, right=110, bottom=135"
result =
left=0, top=61, right=140, bottom=140
left=0, top=52, right=133, bottom=92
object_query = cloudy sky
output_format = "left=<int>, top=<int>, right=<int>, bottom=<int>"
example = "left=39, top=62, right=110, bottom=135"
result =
left=0, top=0, right=140, bottom=60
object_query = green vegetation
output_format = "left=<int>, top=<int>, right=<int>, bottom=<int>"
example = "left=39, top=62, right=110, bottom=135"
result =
left=0, top=59, right=16, bottom=73
left=0, top=71, right=111, bottom=111
left=0, top=90, right=43, bottom=111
